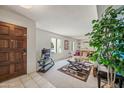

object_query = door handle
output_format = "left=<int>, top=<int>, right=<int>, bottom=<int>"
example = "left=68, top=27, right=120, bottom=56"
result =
left=11, top=40, right=14, bottom=42
left=23, top=48, right=27, bottom=55
left=23, top=52, right=26, bottom=55
left=23, top=48, right=27, bottom=52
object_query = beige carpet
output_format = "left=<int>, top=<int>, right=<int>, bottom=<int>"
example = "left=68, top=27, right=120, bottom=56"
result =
left=39, top=60, right=98, bottom=88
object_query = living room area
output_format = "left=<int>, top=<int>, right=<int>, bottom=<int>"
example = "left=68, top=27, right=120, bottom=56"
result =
left=0, top=5, right=124, bottom=88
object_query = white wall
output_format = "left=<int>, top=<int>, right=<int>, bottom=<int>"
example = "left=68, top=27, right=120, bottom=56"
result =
left=0, top=7, right=36, bottom=73
left=36, top=28, right=78, bottom=61
left=97, top=5, right=123, bottom=18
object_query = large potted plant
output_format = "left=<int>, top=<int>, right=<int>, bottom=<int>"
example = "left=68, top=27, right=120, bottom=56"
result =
left=86, top=6, right=124, bottom=87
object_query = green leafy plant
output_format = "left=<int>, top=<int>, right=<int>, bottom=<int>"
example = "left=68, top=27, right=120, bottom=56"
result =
left=86, top=6, right=124, bottom=87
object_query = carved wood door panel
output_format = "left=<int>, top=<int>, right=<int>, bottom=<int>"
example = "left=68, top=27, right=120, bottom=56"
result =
left=0, top=21, right=27, bottom=82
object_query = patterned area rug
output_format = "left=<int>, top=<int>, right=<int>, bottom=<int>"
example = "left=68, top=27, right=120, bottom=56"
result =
left=58, top=62, right=93, bottom=82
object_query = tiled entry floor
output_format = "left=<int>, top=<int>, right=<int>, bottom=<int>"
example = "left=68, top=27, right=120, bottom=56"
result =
left=0, top=72, right=55, bottom=88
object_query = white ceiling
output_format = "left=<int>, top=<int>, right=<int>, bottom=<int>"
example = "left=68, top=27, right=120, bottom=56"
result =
left=3, top=5, right=98, bottom=39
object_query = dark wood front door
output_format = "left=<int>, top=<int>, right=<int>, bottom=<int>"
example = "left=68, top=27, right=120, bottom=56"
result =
left=0, top=21, right=27, bottom=82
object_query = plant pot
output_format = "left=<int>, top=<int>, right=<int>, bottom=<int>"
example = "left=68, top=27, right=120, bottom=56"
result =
left=93, top=66, right=97, bottom=77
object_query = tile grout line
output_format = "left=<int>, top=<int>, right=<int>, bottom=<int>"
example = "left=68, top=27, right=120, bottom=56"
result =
left=19, top=74, right=31, bottom=88
left=29, top=73, right=41, bottom=88
left=19, top=76, right=26, bottom=88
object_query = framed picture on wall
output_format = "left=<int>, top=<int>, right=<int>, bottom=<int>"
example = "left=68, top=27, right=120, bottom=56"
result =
left=64, top=40, right=69, bottom=50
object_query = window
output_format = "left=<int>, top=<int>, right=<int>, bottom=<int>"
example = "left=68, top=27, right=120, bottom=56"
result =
left=51, top=38, right=57, bottom=53
left=51, top=38, right=62, bottom=53
left=73, top=42, right=75, bottom=51
left=57, top=39, right=62, bottom=53
left=71, top=41, right=75, bottom=51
